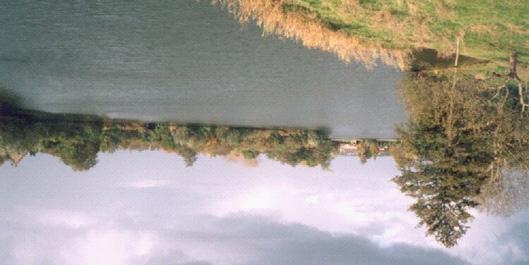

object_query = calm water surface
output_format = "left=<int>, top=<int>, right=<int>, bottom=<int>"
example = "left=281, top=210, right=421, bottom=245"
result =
left=0, top=0, right=405, bottom=138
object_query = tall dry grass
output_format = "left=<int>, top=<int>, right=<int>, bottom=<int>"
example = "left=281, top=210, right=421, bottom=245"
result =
left=214, top=0, right=411, bottom=69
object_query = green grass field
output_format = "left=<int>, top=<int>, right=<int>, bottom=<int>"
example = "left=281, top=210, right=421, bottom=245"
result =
left=283, top=0, right=529, bottom=65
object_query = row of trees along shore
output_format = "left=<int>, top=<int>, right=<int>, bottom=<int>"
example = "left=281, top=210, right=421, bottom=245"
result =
left=0, top=108, right=345, bottom=171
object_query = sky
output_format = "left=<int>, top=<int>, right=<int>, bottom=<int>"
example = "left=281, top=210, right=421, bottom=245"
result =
left=0, top=151, right=527, bottom=265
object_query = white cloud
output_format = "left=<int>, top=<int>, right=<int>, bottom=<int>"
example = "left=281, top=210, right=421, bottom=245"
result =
left=120, top=179, right=172, bottom=189
left=37, top=210, right=97, bottom=229
left=59, top=229, right=157, bottom=265
left=0, top=152, right=527, bottom=265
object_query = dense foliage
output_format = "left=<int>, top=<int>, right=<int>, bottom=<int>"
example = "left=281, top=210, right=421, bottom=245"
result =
left=394, top=71, right=529, bottom=247
left=0, top=109, right=339, bottom=171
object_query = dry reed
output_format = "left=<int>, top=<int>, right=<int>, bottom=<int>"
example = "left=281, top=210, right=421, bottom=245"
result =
left=214, top=0, right=411, bottom=69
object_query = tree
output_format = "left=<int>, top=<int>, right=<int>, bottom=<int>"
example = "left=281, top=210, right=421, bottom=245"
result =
left=393, top=70, right=529, bottom=247
left=0, top=108, right=340, bottom=170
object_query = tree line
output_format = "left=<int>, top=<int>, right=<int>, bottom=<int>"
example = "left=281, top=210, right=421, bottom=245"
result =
left=0, top=109, right=340, bottom=171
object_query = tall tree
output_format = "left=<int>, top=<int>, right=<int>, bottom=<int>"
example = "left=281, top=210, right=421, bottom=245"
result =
left=394, top=70, right=529, bottom=247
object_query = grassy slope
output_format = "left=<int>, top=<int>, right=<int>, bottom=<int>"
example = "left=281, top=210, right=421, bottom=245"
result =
left=285, top=0, right=529, bottom=65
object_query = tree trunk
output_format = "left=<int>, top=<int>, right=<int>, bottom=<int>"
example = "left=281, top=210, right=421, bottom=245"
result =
left=509, top=52, right=519, bottom=80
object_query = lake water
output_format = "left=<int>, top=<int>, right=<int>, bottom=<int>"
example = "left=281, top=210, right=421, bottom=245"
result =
left=0, top=0, right=405, bottom=139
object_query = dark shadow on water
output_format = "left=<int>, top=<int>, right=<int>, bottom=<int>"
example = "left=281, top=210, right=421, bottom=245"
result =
left=0, top=86, right=23, bottom=114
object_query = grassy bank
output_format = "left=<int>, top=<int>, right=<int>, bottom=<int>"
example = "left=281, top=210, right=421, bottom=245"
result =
left=217, top=0, right=528, bottom=69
